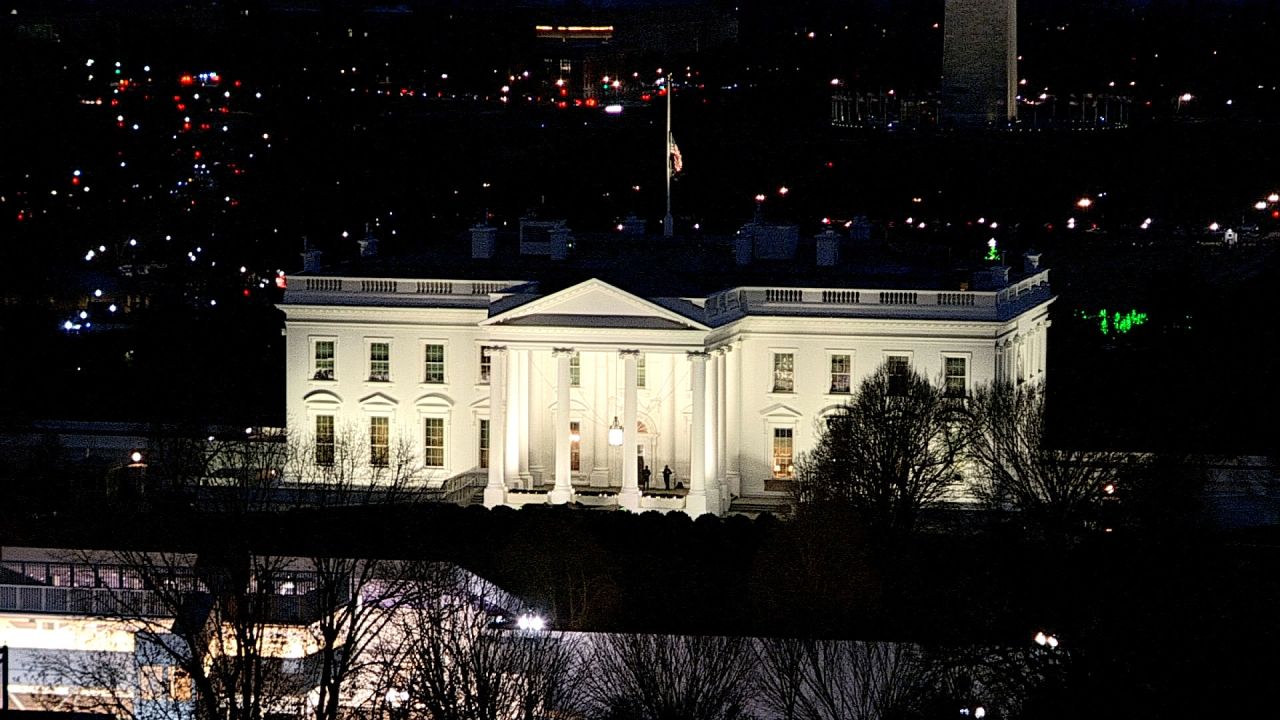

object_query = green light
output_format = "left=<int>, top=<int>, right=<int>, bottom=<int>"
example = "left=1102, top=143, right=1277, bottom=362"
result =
left=1094, top=308, right=1149, bottom=335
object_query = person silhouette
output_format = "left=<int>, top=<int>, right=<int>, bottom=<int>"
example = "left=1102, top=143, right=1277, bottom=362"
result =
left=662, top=465, right=672, bottom=490
left=642, top=465, right=652, bottom=490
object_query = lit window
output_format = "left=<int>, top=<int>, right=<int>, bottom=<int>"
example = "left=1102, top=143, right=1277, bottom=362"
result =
left=886, top=355, right=910, bottom=395
left=423, top=417, right=444, bottom=468
left=945, top=357, right=968, bottom=397
left=772, top=353, right=794, bottom=393
left=479, top=418, right=489, bottom=469
left=369, top=342, right=390, bottom=382
left=570, top=421, right=581, bottom=471
left=315, top=415, right=334, bottom=466
left=772, top=427, right=794, bottom=479
left=369, top=416, right=389, bottom=467
left=830, top=354, right=851, bottom=393
left=636, top=355, right=646, bottom=388
left=569, top=352, right=581, bottom=387
left=313, top=340, right=335, bottom=380
left=479, top=348, right=491, bottom=384
left=424, top=344, right=445, bottom=383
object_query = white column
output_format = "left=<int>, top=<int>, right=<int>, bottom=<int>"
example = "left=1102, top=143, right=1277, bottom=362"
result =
left=527, top=350, right=546, bottom=484
left=550, top=348, right=574, bottom=504
left=618, top=350, right=641, bottom=510
left=716, top=347, right=728, bottom=507
left=685, top=351, right=710, bottom=515
left=662, top=353, right=676, bottom=476
left=518, top=349, right=532, bottom=485
left=705, top=349, right=720, bottom=514
left=725, top=342, right=741, bottom=497
left=483, top=346, right=508, bottom=507
left=590, top=351, right=610, bottom=487
left=505, top=347, right=521, bottom=487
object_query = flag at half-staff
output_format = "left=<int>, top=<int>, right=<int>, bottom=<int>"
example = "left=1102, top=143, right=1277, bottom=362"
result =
left=669, top=135, right=683, bottom=175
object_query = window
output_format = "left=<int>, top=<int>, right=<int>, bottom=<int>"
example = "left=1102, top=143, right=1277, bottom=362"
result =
left=478, top=419, right=489, bottom=469
left=830, top=354, right=851, bottom=394
left=945, top=356, right=968, bottom=397
left=313, top=340, right=335, bottom=380
left=423, top=417, right=444, bottom=468
left=315, top=415, right=334, bottom=466
left=886, top=355, right=910, bottom=395
left=369, top=342, right=390, bottom=382
left=772, top=427, right=794, bottom=479
left=772, top=353, right=794, bottom=393
left=423, top=344, right=445, bottom=384
left=636, top=355, right=646, bottom=388
left=479, top=348, right=491, bottom=384
left=570, top=421, right=581, bottom=471
left=569, top=352, right=581, bottom=387
left=369, top=416, right=389, bottom=467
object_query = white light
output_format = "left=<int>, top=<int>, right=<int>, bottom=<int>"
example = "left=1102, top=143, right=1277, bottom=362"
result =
left=516, top=613, right=546, bottom=631
left=1209, top=222, right=1220, bottom=231
left=73, top=169, right=81, bottom=177
left=143, top=65, right=150, bottom=72
left=210, top=299, right=217, bottom=306
left=608, top=417, right=624, bottom=447
left=255, top=92, right=262, bottom=99
left=79, top=311, right=88, bottom=319
left=86, top=59, right=95, bottom=67
left=108, top=304, right=117, bottom=312
left=975, top=708, right=986, bottom=719
left=987, top=238, right=997, bottom=249
left=1180, top=92, right=1193, bottom=102
left=604, top=104, right=623, bottom=114
left=94, top=289, right=102, bottom=297
left=1046, top=635, right=1059, bottom=648
left=1269, top=193, right=1280, bottom=203
left=85, top=250, right=95, bottom=260
left=63, top=320, right=74, bottom=330
left=130, top=451, right=142, bottom=463
left=1034, top=631, right=1047, bottom=646
left=1255, top=201, right=1268, bottom=210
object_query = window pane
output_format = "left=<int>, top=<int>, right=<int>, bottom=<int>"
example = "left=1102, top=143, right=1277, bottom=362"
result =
left=772, top=427, right=794, bottom=478
left=830, top=354, right=851, bottom=393
left=424, top=417, right=444, bottom=467
left=370, top=342, right=390, bottom=381
left=370, top=417, right=389, bottom=467
left=314, top=341, right=334, bottom=380
left=479, top=419, right=489, bottom=469
left=945, top=357, right=967, bottom=396
left=772, top=353, right=794, bottom=393
left=886, top=356, right=909, bottom=394
left=480, top=348, right=491, bottom=384
left=315, top=415, right=335, bottom=466
left=569, top=353, right=581, bottom=387
left=424, top=344, right=445, bottom=383
left=636, top=355, right=646, bottom=388
left=570, top=421, right=581, bottom=472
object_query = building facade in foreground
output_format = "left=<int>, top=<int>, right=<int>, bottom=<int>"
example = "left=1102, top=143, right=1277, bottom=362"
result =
left=282, top=270, right=1053, bottom=515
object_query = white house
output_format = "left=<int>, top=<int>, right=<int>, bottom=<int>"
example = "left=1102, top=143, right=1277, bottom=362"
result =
left=280, top=258, right=1054, bottom=516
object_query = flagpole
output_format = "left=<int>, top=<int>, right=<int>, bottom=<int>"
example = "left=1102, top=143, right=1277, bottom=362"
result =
left=663, top=73, right=673, bottom=238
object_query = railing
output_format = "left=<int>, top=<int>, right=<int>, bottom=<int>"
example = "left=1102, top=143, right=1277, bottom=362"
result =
left=0, top=584, right=171, bottom=617
left=707, top=270, right=1051, bottom=321
left=293, top=277, right=529, bottom=298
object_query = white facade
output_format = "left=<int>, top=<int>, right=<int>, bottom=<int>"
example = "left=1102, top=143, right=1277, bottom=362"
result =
left=281, top=273, right=1054, bottom=515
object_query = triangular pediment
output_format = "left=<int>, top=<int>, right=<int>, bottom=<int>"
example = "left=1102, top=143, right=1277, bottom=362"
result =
left=482, top=278, right=709, bottom=331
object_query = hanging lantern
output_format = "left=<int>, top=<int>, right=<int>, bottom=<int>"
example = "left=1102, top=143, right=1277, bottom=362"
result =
left=607, top=416, right=624, bottom=446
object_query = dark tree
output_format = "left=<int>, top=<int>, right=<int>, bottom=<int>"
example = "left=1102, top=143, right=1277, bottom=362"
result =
left=794, top=362, right=963, bottom=534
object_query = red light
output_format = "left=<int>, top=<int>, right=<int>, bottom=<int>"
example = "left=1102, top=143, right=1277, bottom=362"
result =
left=16, top=211, right=24, bottom=221
left=193, top=150, right=202, bottom=159
left=275, top=275, right=287, bottom=289
left=657, top=88, right=667, bottom=96
left=176, top=103, right=186, bottom=111
left=1272, top=210, right=1279, bottom=219
left=220, top=106, right=229, bottom=114
left=557, top=101, right=567, bottom=109
left=559, top=87, right=567, bottom=97
left=173, top=95, right=181, bottom=102
left=585, top=97, right=597, bottom=107
left=179, top=75, right=195, bottom=86
left=641, top=93, right=651, bottom=102
left=71, top=177, right=80, bottom=186
left=110, top=99, right=119, bottom=107
left=182, top=122, right=191, bottom=131
left=243, top=288, right=251, bottom=297
left=573, top=99, right=582, bottom=107
left=199, top=123, right=211, bottom=130
left=233, top=80, right=242, bottom=88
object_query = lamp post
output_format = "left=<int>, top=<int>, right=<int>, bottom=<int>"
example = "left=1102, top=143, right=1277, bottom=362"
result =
left=2, top=644, right=9, bottom=711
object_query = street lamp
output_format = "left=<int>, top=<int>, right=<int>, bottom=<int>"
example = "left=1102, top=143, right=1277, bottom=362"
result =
left=608, top=417, right=624, bottom=447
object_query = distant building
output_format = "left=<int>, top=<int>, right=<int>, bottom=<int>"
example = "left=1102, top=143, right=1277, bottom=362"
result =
left=280, top=232, right=1053, bottom=516
left=941, top=0, right=1017, bottom=128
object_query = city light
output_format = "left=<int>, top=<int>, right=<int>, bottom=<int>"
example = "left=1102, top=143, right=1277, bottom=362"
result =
left=1076, top=197, right=1093, bottom=209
